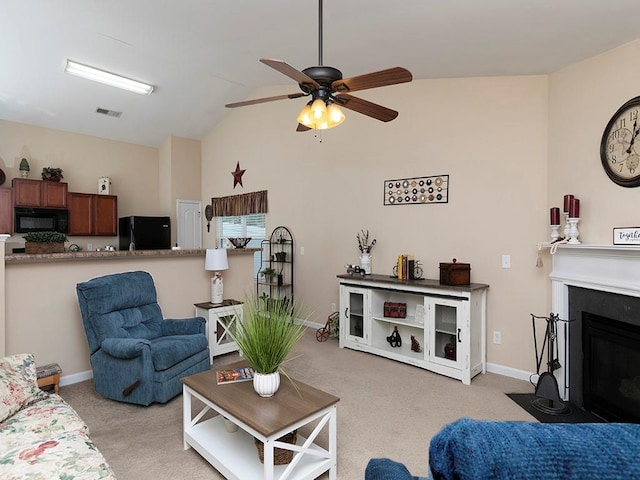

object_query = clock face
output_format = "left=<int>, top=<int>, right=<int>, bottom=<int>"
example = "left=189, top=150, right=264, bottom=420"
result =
left=600, top=96, right=640, bottom=187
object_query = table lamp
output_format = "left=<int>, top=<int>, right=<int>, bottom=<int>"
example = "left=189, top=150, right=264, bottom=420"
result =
left=205, top=248, right=228, bottom=304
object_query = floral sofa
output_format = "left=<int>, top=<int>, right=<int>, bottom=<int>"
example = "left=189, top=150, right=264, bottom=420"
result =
left=0, top=353, right=116, bottom=479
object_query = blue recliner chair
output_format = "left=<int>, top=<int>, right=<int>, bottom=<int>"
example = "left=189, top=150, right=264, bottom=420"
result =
left=76, top=270, right=210, bottom=405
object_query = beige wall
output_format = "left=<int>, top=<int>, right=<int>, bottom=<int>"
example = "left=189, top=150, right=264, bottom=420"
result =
left=4, top=252, right=254, bottom=375
left=548, top=39, right=640, bottom=243
left=0, top=122, right=202, bottom=249
left=169, top=136, right=202, bottom=245
left=202, top=75, right=550, bottom=374
left=0, top=120, right=161, bottom=251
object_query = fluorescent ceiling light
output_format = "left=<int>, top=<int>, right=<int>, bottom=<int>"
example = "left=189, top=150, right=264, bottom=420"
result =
left=64, top=60, right=154, bottom=95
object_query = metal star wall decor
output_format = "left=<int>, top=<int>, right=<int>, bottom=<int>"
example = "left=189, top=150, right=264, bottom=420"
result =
left=232, top=161, right=246, bottom=188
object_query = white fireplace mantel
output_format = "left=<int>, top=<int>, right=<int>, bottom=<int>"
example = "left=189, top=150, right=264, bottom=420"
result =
left=550, top=244, right=640, bottom=399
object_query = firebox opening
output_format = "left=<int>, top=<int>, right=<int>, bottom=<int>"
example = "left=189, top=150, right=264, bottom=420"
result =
left=583, top=313, right=640, bottom=423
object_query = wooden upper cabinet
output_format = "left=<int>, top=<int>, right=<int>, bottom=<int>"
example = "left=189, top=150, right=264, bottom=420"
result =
left=94, top=195, right=117, bottom=236
left=12, top=179, right=41, bottom=206
left=0, top=187, right=12, bottom=234
left=12, top=179, right=68, bottom=208
left=67, top=192, right=94, bottom=236
left=68, top=192, right=117, bottom=236
left=42, top=181, right=68, bottom=208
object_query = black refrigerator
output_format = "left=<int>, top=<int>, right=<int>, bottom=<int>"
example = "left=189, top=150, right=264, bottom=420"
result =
left=118, top=216, right=171, bottom=251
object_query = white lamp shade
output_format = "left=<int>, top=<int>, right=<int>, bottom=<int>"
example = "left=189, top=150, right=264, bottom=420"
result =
left=205, top=248, right=228, bottom=271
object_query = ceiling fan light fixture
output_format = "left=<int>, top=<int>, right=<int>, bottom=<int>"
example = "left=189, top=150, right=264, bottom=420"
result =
left=327, top=102, right=345, bottom=127
left=297, top=99, right=345, bottom=130
left=297, top=103, right=313, bottom=127
left=310, top=98, right=327, bottom=120
left=64, top=60, right=154, bottom=95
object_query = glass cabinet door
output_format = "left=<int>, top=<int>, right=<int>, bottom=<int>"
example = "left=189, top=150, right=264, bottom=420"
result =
left=341, top=286, right=369, bottom=345
left=429, top=298, right=465, bottom=369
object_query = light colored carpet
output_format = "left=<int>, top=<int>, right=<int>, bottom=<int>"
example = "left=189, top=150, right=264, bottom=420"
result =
left=59, top=329, right=536, bottom=479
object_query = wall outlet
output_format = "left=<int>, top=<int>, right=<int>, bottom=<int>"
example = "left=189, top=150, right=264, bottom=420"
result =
left=331, top=303, right=336, bottom=313
left=493, top=331, right=501, bottom=344
left=501, top=254, right=511, bottom=269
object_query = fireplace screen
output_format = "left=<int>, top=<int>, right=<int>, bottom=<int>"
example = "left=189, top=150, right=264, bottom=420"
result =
left=584, top=313, right=640, bottom=423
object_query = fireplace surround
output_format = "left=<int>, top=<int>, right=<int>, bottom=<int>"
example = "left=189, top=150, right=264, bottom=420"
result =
left=550, top=245, right=640, bottom=421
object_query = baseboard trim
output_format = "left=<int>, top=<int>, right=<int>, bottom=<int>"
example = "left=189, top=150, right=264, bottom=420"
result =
left=60, top=370, right=93, bottom=387
left=486, top=362, right=534, bottom=382
left=60, top=353, right=532, bottom=387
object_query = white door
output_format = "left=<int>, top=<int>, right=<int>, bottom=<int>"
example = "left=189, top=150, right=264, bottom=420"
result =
left=177, top=200, right=201, bottom=249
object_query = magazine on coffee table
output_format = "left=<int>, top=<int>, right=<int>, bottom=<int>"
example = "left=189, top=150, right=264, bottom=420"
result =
left=216, top=367, right=255, bottom=384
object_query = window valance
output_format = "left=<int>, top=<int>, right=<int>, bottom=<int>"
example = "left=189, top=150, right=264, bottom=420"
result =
left=211, top=190, right=268, bottom=217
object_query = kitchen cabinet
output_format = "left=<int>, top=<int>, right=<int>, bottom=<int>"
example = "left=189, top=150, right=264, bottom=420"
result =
left=338, top=274, right=488, bottom=385
left=12, top=179, right=68, bottom=208
left=0, top=187, right=12, bottom=234
left=68, top=192, right=117, bottom=236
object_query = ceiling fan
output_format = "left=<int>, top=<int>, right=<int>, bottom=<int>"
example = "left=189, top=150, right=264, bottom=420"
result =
left=225, top=0, right=413, bottom=132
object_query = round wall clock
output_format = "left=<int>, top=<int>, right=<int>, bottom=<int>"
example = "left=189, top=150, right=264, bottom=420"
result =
left=600, top=96, right=640, bottom=187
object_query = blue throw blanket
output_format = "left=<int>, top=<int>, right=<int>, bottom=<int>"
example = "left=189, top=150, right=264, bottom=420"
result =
left=429, top=418, right=640, bottom=479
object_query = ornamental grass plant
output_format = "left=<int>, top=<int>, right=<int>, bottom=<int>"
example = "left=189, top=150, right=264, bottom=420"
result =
left=232, top=295, right=309, bottom=375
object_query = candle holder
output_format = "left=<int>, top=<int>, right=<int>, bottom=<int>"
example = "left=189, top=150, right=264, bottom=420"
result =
left=563, top=212, right=571, bottom=239
left=568, top=217, right=581, bottom=244
left=550, top=224, right=561, bottom=242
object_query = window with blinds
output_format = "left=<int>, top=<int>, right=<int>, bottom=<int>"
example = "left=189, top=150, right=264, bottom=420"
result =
left=215, top=213, right=266, bottom=277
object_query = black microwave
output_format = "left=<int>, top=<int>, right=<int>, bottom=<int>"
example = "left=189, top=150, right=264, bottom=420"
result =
left=14, top=207, right=69, bottom=234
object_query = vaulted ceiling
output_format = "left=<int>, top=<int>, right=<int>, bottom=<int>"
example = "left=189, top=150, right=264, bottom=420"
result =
left=2, top=1, right=640, bottom=147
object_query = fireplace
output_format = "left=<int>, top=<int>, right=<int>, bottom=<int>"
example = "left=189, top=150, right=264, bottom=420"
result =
left=567, top=287, right=640, bottom=422
left=550, top=245, right=640, bottom=422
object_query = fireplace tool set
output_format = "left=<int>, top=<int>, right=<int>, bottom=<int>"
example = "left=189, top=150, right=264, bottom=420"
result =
left=530, top=313, right=571, bottom=415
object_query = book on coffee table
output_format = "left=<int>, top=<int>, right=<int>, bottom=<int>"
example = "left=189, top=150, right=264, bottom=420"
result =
left=216, top=367, right=255, bottom=384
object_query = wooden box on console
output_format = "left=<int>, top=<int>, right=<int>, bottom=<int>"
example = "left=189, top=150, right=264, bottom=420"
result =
left=439, top=259, right=470, bottom=286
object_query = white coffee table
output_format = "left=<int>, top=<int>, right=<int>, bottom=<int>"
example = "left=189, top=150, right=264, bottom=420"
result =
left=182, top=363, right=339, bottom=480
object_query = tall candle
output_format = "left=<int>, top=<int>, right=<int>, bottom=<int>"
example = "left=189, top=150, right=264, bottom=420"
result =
left=563, top=194, right=574, bottom=213
left=569, top=198, right=580, bottom=218
left=550, top=207, right=560, bottom=225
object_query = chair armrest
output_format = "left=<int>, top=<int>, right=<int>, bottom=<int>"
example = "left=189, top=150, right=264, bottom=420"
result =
left=101, top=338, right=151, bottom=359
left=161, top=317, right=206, bottom=336
left=365, top=458, right=426, bottom=480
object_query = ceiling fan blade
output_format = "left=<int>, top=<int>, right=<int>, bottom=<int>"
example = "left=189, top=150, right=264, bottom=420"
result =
left=260, top=58, right=320, bottom=89
left=296, top=124, right=311, bottom=132
left=334, top=94, right=399, bottom=122
left=225, top=92, right=306, bottom=108
left=332, top=67, right=412, bottom=93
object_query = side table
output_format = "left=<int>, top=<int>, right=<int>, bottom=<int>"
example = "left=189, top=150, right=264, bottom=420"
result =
left=195, top=299, right=243, bottom=363
left=36, top=363, right=62, bottom=393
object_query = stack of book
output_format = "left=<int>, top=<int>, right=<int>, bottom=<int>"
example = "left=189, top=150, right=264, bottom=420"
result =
left=397, top=254, right=416, bottom=280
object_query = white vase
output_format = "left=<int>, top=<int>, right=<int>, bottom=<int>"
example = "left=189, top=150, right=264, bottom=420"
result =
left=253, top=371, right=281, bottom=398
left=360, top=253, right=371, bottom=274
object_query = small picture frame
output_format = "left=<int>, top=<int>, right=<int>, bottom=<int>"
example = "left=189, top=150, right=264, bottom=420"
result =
left=613, top=227, right=640, bottom=245
left=98, top=177, right=111, bottom=195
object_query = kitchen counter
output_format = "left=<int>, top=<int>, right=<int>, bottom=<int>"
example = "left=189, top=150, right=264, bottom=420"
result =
left=5, top=247, right=259, bottom=264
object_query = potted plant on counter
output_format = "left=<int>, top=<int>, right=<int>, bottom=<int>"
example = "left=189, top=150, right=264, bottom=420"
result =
left=231, top=295, right=309, bottom=398
left=23, top=231, right=67, bottom=254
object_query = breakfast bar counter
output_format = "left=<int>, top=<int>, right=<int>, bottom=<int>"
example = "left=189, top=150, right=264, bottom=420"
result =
left=5, top=247, right=259, bottom=264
